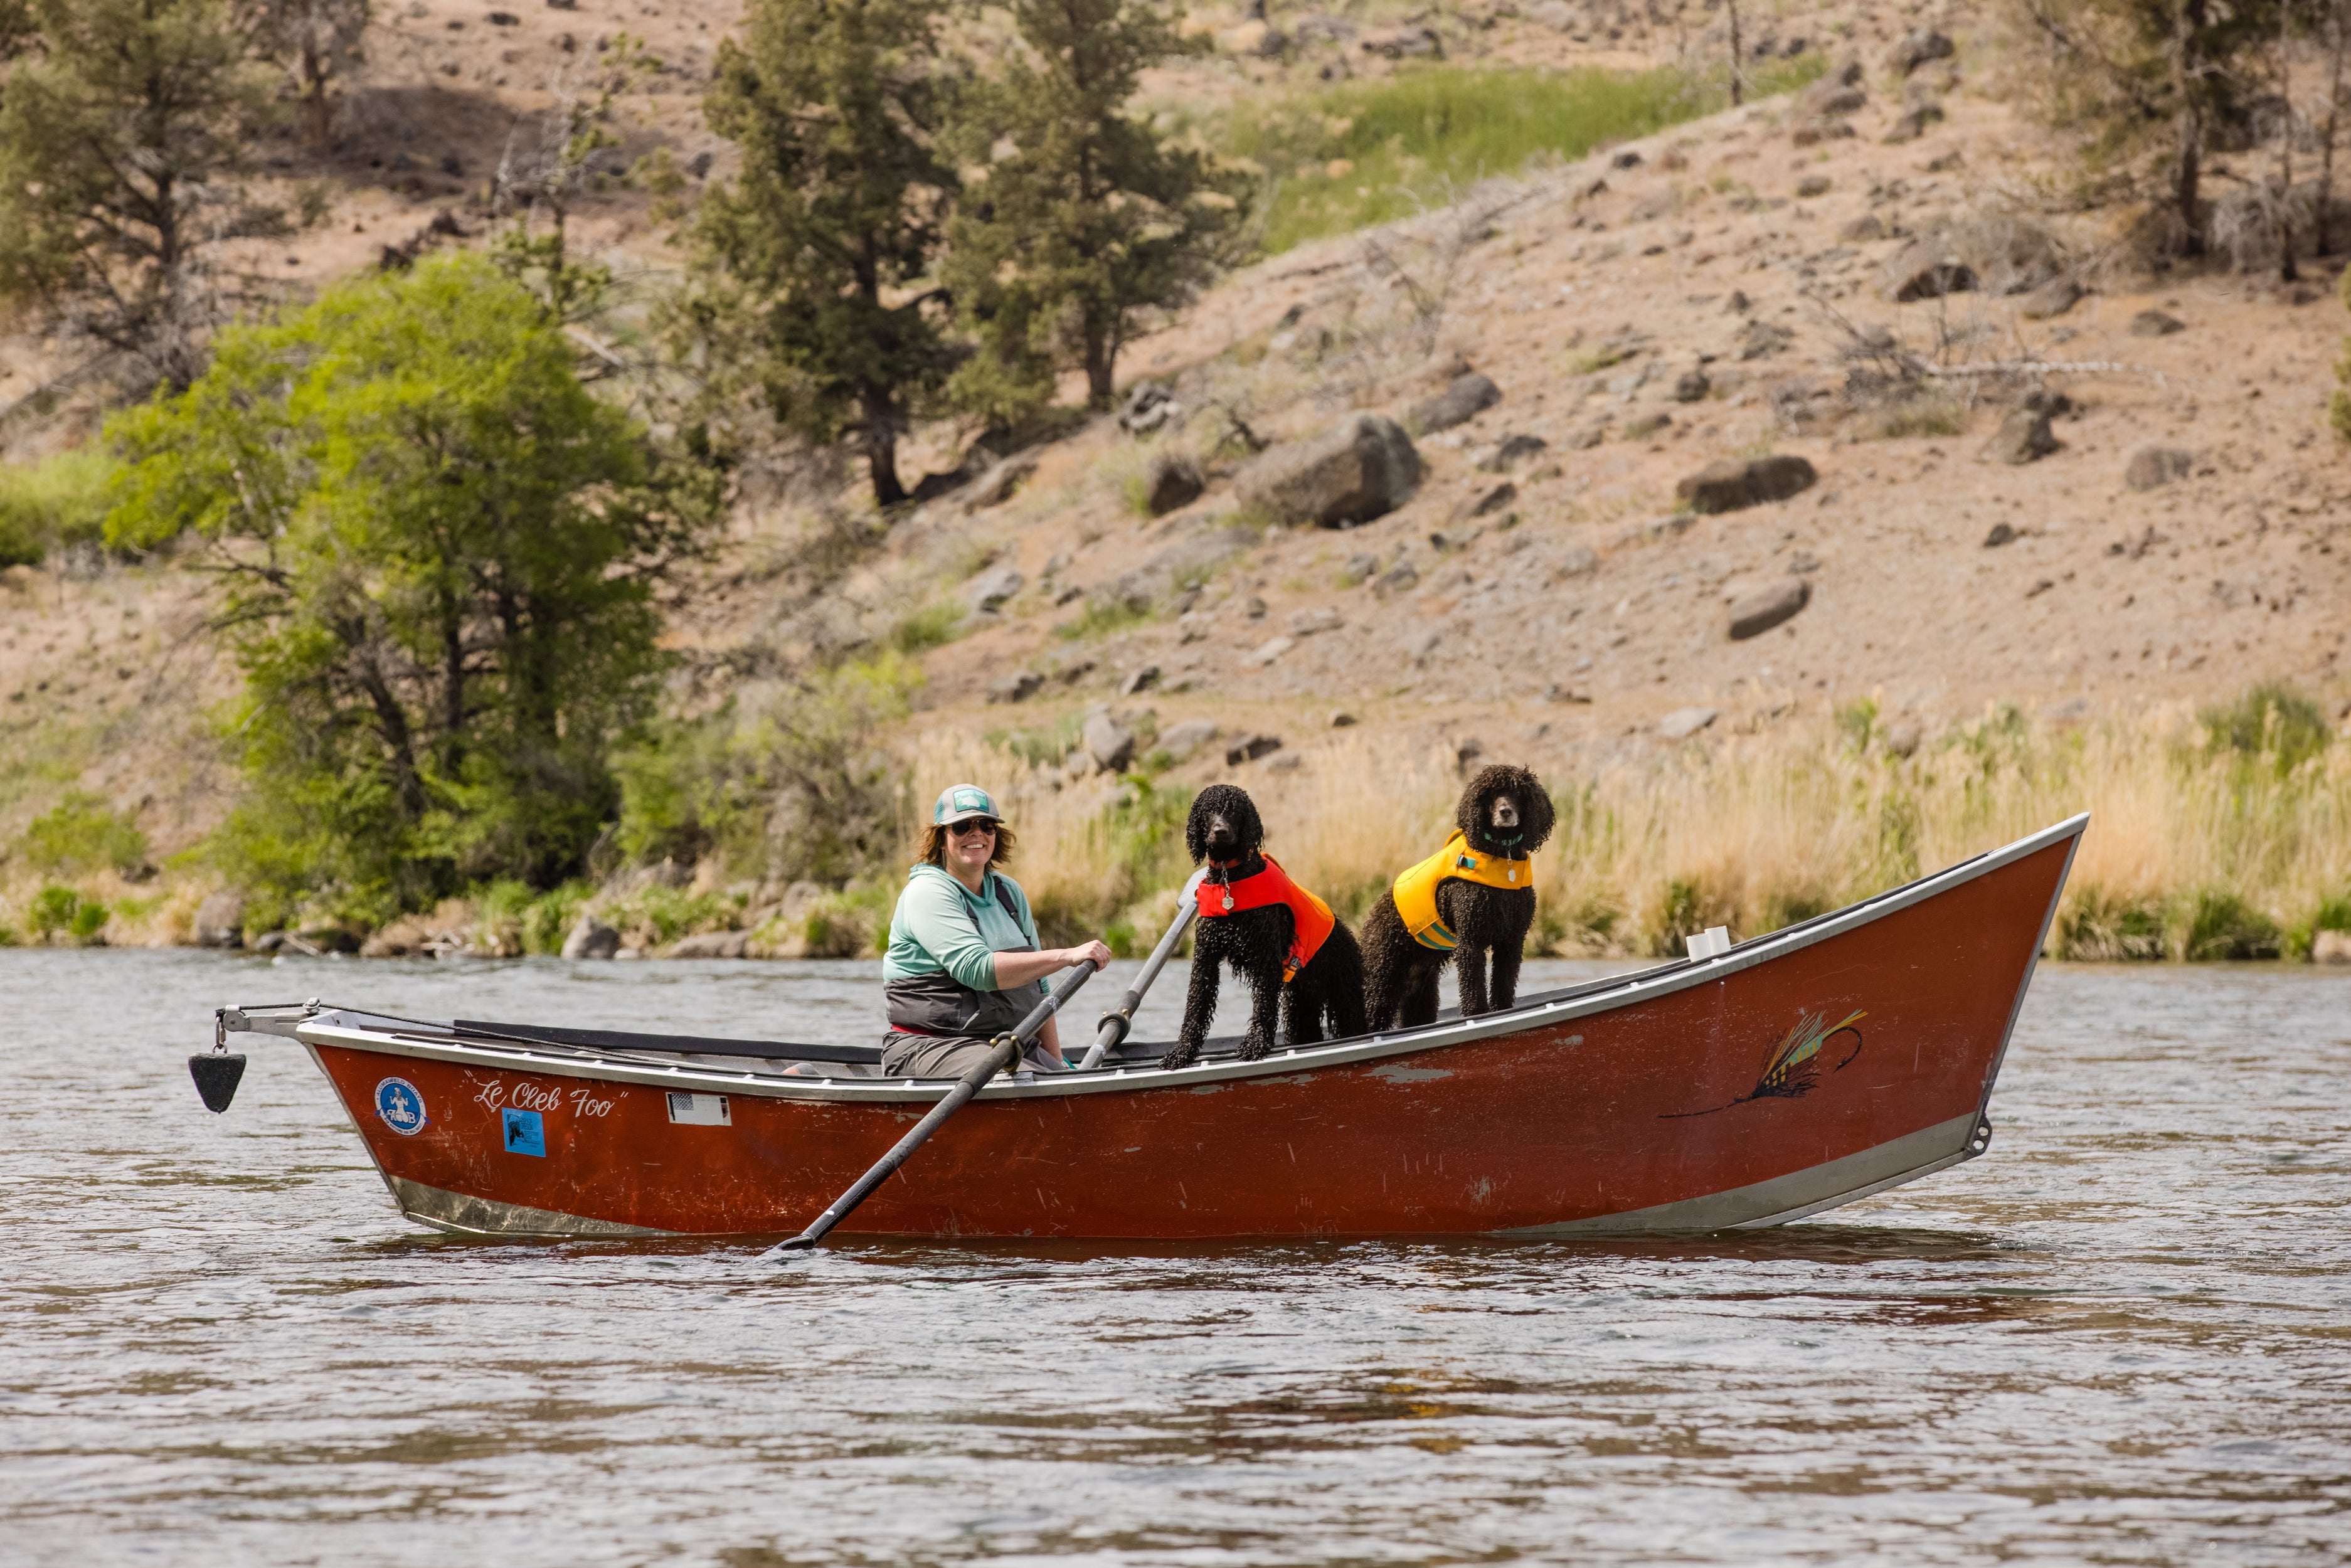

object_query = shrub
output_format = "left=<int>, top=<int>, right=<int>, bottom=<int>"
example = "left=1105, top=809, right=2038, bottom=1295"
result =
left=2184, top=889, right=2282, bottom=961
left=2054, top=887, right=2168, bottom=961
left=19, top=791, right=147, bottom=876
left=0, top=448, right=115, bottom=567
left=28, top=884, right=107, bottom=943
left=2196, top=682, right=2331, bottom=774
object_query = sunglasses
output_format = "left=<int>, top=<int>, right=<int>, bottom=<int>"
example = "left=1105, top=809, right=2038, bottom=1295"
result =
left=947, top=819, right=999, bottom=837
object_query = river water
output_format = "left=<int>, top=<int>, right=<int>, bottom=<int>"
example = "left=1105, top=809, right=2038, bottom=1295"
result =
left=3, top=949, right=2347, bottom=1565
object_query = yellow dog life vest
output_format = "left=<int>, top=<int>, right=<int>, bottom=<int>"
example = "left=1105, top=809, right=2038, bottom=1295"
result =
left=1391, top=830, right=1534, bottom=951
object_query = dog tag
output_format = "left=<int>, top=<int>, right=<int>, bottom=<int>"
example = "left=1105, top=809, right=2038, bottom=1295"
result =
left=1221, top=892, right=1234, bottom=911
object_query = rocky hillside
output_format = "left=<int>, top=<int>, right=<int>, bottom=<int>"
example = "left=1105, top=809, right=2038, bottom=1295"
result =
left=2, top=0, right=2349, bottom=941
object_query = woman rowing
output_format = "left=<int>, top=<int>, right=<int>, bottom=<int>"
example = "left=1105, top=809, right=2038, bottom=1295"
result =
left=880, top=784, right=1114, bottom=1078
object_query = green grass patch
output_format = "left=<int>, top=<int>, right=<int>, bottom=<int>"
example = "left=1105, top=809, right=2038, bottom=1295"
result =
left=1055, top=599, right=1154, bottom=642
left=888, top=599, right=966, bottom=655
left=1218, top=59, right=1823, bottom=252
left=0, top=447, right=115, bottom=567
left=19, top=790, right=147, bottom=876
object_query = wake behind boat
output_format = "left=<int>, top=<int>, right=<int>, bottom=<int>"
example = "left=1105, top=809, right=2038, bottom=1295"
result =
left=207, top=813, right=2086, bottom=1241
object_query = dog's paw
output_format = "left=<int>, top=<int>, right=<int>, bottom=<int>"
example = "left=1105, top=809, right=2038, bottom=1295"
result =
left=1237, top=1034, right=1273, bottom=1061
left=1159, top=1042, right=1201, bottom=1071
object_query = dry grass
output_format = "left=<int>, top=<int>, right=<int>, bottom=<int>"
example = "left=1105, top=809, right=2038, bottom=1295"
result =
left=904, top=699, right=2351, bottom=963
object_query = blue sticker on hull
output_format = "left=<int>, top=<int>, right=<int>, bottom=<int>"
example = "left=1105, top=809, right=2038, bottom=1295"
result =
left=501, top=1107, right=546, bottom=1157
left=375, top=1078, right=427, bottom=1136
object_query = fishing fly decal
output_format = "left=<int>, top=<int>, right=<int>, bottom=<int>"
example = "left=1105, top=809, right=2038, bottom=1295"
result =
left=1662, top=1008, right=1867, bottom=1119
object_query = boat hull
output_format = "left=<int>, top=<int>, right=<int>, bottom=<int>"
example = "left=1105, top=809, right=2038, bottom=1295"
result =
left=294, top=820, right=2081, bottom=1241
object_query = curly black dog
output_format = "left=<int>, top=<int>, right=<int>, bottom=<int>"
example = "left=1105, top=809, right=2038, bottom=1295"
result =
left=1361, top=763, right=1557, bottom=1030
left=1162, top=783, right=1366, bottom=1069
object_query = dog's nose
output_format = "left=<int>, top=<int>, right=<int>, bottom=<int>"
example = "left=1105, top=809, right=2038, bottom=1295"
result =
left=1493, top=798, right=1519, bottom=828
left=1206, top=815, right=1233, bottom=840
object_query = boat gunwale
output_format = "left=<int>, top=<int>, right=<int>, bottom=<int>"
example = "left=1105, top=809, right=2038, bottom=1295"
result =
left=289, top=812, right=2090, bottom=1107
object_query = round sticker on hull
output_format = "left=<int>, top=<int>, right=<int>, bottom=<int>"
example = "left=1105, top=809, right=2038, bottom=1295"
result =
left=374, top=1077, right=428, bottom=1136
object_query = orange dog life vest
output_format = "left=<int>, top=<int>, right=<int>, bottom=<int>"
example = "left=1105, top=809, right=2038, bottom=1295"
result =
left=1196, top=854, right=1335, bottom=981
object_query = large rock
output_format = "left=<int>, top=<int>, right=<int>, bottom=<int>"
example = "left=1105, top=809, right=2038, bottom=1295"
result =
left=1884, top=235, right=1975, bottom=301
left=2125, top=447, right=2194, bottom=492
left=1888, top=28, right=1955, bottom=73
left=967, top=568, right=1026, bottom=614
left=1159, top=720, right=1220, bottom=761
left=1407, top=372, right=1502, bottom=435
left=667, top=930, right=749, bottom=960
left=1237, top=414, right=1423, bottom=527
left=1081, top=711, right=1138, bottom=773
left=2315, top=929, right=2351, bottom=965
left=2019, top=277, right=2082, bottom=320
left=963, top=454, right=1038, bottom=510
left=2129, top=309, right=2187, bottom=337
left=1727, top=580, right=1812, bottom=640
left=1983, top=407, right=2058, bottom=465
left=193, top=891, right=245, bottom=949
left=1659, top=706, right=1717, bottom=740
left=1142, top=453, right=1206, bottom=516
left=561, top=914, right=621, bottom=960
left=1677, top=454, right=1817, bottom=514
left=1119, top=383, right=1180, bottom=435
left=1224, top=733, right=1285, bottom=766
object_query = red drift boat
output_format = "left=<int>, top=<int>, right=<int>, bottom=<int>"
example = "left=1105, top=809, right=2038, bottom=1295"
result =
left=218, top=814, right=2086, bottom=1241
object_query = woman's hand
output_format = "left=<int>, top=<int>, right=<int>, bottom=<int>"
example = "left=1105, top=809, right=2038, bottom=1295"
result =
left=990, top=939, right=1116, bottom=991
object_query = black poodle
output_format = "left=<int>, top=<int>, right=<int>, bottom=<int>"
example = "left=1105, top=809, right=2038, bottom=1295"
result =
left=1162, top=783, right=1367, bottom=1069
left=1361, top=763, right=1557, bottom=1030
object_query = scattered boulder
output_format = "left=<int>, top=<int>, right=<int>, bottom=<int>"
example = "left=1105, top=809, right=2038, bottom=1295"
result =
left=1984, top=521, right=2017, bottom=548
left=2129, top=309, right=2187, bottom=337
left=667, top=930, right=749, bottom=960
left=1082, top=711, right=1139, bottom=773
left=1330, top=710, right=1359, bottom=727
left=1736, top=319, right=1795, bottom=359
left=359, top=918, right=427, bottom=959
left=193, top=891, right=246, bottom=949
left=1983, top=406, right=2059, bottom=465
left=2314, top=929, right=2351, bottom=965
left=1623, top=411, right=1672, bottom=440
left=1839, top=213, right=1887, bottom=243
left=2019, top=277, right=2082, bottom=320
left=1225, top=733, right=1285, bottom=765
left=1288, top=606, right=1344, bottom=636
left=1361, top=24, right=1441, bottom=57
left=1237, top=413, right=1423, bottom=527
left=1372, top=563, right=1420, bottom=597
left=987, top=669, right=1044, bottom=704
left=967, top=568, right=1026, bottom=614
left=1882, top=102, right=1945, bottom=144
left=1677, top=453, right=1818, bottom=514
left=1454, top=481, right=1517, bottom=521
left=1889, top=28, right=1955, bottom=73
left=1119, top=382, right=1179, bottom=434
left=1143, top=453, right=1206, bottom=516
left=1241, top=635, right=1293, bottom=668
left=1658, top=706, right=1718, bottom=741
left=1799, top=78, right=1867, bottom=117
left=1672, top=368, right=1711, bottom=403
left=1795, top=174, right=1832, bottom=199
left=1119, top=665, right=1160, bottom=696
left=561, top=915, right=621, bottom=960
left=1556, top=545, right=1600, bottom=578
left=1408, top=371, right=1502, bottom=435
left=1160, top=720, right=1220, bottom=761
left=1726, top=579, right=1812, bottom=640
left=1884, top=721, right=1924, bottom=758
left=1527, top=0, right=1576, bottom=28
left=963, top=453, right=1038, bottom=511
left=1564, top=420, right=1608, bottom=449
left=2124, top=447, right=2194, bottom=492
left=1884, top=235, right=1975, bottom=301
left=1472, top=433, right=1549, bottom=472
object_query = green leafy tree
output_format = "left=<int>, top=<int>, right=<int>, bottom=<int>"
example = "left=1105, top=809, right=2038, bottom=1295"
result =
left=2014, top=0, right=2281, bottom=254
left=0, top=0, right=287, bottom=391
left=690, top=0, right=957, bottom=507
left=944, top=0, right=1239, bottom=416
left=105, top=254, right=708, bottom=921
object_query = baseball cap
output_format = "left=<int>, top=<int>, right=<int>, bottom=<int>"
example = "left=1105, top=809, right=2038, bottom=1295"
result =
left=933, top=783, right=1002, bottom=827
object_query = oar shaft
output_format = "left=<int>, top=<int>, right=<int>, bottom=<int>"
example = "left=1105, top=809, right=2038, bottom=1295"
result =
left=1078, top=870, right=1206, bottom=1071
left=766, top=958, right=1099, bottom=1258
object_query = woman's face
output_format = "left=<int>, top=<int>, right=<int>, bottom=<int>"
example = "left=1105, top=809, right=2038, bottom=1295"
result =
left=945, top=818, right=997, bottom=876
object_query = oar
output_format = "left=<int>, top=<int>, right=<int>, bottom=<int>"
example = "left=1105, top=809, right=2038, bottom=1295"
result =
left=762, top=957, right=1101, bottom=1259
left=1077, top=868, right=1206, bottom=1071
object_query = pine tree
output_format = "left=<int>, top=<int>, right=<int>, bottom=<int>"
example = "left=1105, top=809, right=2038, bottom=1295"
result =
left=945, top=0, right=1241, bottom=415
left=691, top=0, right=957, bottom=508
left=2015, top=0, right=2282, bottom=255
left=0, top=0, right=285, bottom=391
